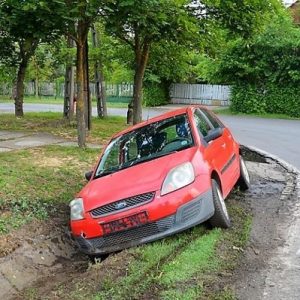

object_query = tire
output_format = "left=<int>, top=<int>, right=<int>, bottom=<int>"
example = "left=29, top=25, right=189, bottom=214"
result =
left=209, top=179, right=231, bottom=228
left=237, top=155, right=250, bottom=191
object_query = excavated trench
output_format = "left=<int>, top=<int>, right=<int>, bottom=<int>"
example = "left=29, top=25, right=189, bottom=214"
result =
left=0, top=148, right=299, bottom=300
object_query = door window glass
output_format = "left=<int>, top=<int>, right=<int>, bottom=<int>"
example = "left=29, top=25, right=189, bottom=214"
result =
left=194, top=110, right=213, bottom=137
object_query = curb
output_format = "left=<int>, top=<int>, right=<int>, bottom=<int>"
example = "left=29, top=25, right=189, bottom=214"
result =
left=242, top=145, right=300, bottom=201
left=243, top=148, right=300, bottom=299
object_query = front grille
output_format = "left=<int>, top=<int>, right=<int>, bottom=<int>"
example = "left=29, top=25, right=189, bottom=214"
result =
left=90, top=192, right=155, bottom=217
left=85, top=215, right=175, bottom=250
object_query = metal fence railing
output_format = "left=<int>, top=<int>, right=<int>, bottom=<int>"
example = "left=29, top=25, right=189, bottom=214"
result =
left=0, top=82, right=134, bottom=102
left=1, top=82, right=231, bottom=106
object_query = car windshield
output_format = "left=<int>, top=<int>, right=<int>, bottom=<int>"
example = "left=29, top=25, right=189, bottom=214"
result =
left=94, top=114, right=194, bottom=178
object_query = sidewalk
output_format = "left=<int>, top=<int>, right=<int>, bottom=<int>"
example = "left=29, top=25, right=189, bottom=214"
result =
left=0, top=130, right=100, bottom=152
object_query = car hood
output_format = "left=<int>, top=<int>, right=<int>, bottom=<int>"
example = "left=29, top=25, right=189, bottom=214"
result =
left=80, top=147, right=197, bottom=212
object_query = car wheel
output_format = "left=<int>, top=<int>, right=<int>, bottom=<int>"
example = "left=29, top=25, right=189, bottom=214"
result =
left=209, top=179, right=231, bottom=228
left=237, top=155, right=250, bottom=191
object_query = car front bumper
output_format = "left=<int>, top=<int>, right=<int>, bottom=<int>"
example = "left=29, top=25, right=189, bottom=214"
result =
left=72, top=189, right=215, bottom=255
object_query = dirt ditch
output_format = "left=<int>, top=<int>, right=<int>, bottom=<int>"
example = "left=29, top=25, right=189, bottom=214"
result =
left=0, top=148, right=299, bottom=300
left=0, top=213, right=87, bottom=300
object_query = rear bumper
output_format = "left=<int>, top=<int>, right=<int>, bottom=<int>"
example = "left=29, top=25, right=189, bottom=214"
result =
left=73, top=189, right=215, bottom=255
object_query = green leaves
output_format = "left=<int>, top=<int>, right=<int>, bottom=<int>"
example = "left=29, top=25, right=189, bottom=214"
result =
left=231, top=84, right=300, bottom=118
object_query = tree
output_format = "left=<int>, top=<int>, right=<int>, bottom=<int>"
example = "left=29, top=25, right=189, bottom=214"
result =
left=63, top=0, right=103, bottom=147
left=63, top=36, right=76, bottom=119
left=210, top=15, right=300, bottom=85
left=103, top=0, right=198, bottom=124
left=91, top=24, right=107, bottom=118
left=103, top=0, right=280, bottom=124
left=206, top=14, right=300, bottom=117
left=0, top=0, right=65, bottom=116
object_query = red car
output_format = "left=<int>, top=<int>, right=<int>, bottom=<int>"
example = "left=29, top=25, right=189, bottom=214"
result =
left=70, top=106, right=250, bottom=256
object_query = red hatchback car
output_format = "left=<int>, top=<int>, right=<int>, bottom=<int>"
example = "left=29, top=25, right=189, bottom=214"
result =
left=70, top=106, right=250, bottom=256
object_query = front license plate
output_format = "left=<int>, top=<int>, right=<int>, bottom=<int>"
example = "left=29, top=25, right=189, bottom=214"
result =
left=101, top=211, right=148, bottom=235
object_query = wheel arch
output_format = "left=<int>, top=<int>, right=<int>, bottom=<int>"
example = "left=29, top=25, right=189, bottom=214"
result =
left=211, top=170, right=222, bottom=194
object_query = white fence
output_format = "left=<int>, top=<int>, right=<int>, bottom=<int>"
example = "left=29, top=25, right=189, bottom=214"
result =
left=170, top=84, right=231, bottom=106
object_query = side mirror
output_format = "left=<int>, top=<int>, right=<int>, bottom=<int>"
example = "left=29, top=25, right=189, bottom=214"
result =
left=204, top=128, right=223, bottom=143
left=85, top=170, right=93, bottom=181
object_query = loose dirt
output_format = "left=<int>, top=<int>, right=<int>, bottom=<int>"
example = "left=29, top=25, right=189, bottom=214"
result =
left=233, top=150, right=300, bottom=300
left=0, top=149, right=299, bottom=300
left=0, top=211, right=87, bottom=300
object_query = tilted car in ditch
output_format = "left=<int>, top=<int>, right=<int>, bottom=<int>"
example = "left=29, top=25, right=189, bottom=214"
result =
left=70, top=106, right=250, bottom=256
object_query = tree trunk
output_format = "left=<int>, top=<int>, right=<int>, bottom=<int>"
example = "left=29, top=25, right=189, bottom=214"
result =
left=91, top=25, right=107, bottom=118
left=131, top=44, right=150, bottom=125
left=83, top=39, right=91, bottom=130
left=74, top=0, right=91, bottom=147
left=64, top=66, right=75, bottom=118
left=14, top=60, right=28, bottom=117
left=64, top=36, right=75, bottom=119
left=34, top=78, right=39, bottom=98
left=76, top=41, right=87, bottom=148
left=14, top=39, right=38, bottom=117
left=33, top=56, right=39, bottom=98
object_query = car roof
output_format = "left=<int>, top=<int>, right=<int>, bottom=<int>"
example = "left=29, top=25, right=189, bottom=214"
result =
left=112, top=105, right=202, bottom=139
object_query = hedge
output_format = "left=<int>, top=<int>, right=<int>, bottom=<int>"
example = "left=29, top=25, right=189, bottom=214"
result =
left=231, top=84, right=300, bottom=118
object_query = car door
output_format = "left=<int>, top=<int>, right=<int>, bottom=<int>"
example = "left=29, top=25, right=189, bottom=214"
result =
left=193, top=109, right=232, bottom=195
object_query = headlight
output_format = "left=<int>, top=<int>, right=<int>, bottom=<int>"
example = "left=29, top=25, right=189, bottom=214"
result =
left=70, top=198, right=84, bottom=221
left=161, top=162, right=195, bottom=196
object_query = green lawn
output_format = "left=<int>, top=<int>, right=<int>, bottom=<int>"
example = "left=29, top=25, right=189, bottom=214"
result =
left=0, top=112, right=128, bottom=144
left=0, top=146, right=99, bottom=235
left=0, top=109, right=253, bottom=299
left=0, top=142, right=252, bottom=299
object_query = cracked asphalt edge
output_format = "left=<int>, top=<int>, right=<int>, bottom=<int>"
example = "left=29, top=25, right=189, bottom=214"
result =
left=242, top=145, right=300, bottom=300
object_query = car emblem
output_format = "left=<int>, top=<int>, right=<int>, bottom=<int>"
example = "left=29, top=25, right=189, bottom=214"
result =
left=115, top=201, right=127, bottom=210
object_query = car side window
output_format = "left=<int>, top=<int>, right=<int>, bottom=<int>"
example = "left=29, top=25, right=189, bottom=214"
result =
left=194, top=110, right=213, bottom=137
left=201, top=109, right=221, bottom=129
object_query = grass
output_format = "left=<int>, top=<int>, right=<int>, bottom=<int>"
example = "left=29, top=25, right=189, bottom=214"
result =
left=94, top=227, right=210, bottom=300
left=93, top=194, right=252, bottom=300
left=88, top=196, right=252, bottom=300
left=0, top=112, right=128, bottom=144
left=0, top=95, right=129, bottom=108
left=0, top=106, right=254, bottom=299
left=0, top=146, right=99, bottom=234
left=0, top=141, right=253, bottom=299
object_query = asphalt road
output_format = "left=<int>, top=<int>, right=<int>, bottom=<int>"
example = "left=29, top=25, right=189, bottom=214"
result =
left=1, top=102, right=300, bottom=170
